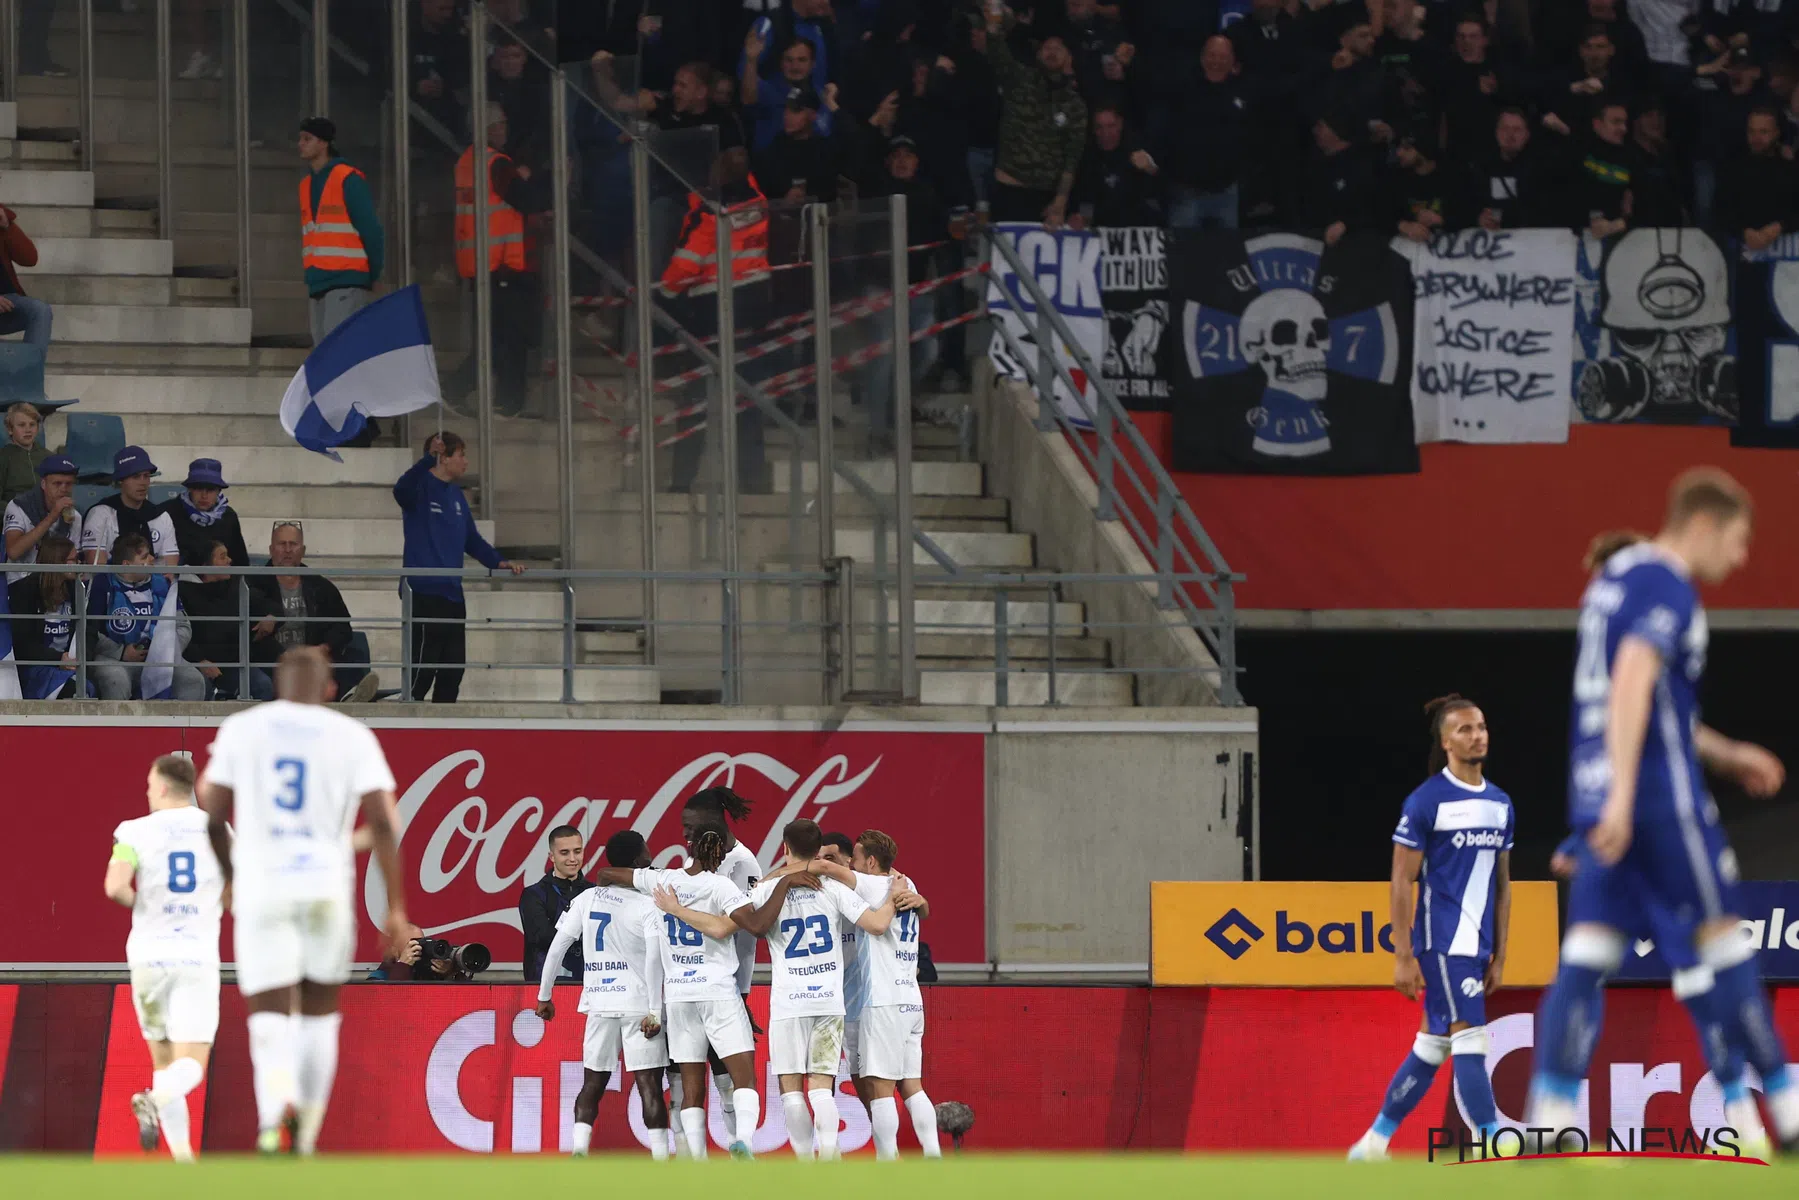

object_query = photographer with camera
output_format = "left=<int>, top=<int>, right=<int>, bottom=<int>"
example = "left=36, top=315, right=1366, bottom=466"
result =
left=368, top=922, right=493, bottom=981
left=521, top=825, right=593, bottom=984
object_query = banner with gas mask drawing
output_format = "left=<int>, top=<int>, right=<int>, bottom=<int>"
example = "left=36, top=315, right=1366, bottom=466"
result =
left=1572, top=228, right=1737, bottom=426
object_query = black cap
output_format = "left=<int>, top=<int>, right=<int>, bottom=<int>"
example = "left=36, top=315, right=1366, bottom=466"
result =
left=299, top=116, right=337, bottom=143
left=887, top=134, right=918, bottom=153
left=785, top=85, right=821, bottom=112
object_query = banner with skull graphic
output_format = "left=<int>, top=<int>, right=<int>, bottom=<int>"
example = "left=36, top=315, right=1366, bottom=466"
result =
left=1100, top=227, right=1172, bottom=410
left=1167, top=231, right=1417, bottom=475
left=1731, top=234, right=1799, bottom=448
left=1571, top=228, right=1737, bottom=425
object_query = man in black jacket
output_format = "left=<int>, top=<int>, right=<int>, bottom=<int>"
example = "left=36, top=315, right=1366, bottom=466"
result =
left=248, top=521, right=376, bottom=703
left=520, top=824, right=593, bottom=985
left=1721, top=108, right=1799, bottom=252
left=1458, top=108, right=1550, bottom=230
left=1163, top=36, right=1247, bottom=230
left=1073, top=106, right=1163, bottom=229
left=1305, top=114, right=1382, bottom=244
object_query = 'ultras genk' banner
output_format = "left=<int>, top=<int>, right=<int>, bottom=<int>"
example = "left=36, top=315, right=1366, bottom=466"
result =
left=1167, top=231, right=1417, bottom=474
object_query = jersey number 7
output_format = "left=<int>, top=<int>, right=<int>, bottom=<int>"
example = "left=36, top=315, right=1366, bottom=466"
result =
left=588, top=910, right=612, bottom=952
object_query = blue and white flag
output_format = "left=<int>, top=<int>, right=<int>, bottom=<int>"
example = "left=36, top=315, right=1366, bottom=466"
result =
left=0, top=545, right=20, bottom=700
left=139, top=581, right=182, bottom=701
left=280, top=284, right=442, bottom=460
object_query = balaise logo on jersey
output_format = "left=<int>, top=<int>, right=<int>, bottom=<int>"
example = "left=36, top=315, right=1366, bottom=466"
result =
left=1451, top=830, right=1505, bottom=849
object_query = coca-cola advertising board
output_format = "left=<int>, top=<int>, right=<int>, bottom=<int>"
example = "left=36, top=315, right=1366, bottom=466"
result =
left=6, top=983, right=1798, bottom=1153
left=0, top=721, right=986, bottom=968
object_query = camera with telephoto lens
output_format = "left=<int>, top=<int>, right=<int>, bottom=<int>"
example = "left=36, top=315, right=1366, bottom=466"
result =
left=414, top=937, right=492, bottom=980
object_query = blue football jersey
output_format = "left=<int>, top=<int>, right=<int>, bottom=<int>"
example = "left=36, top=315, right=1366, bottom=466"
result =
left=1392, top=770, right=1515, bottom=958
left=1567, top=543, right=1708, bottom=832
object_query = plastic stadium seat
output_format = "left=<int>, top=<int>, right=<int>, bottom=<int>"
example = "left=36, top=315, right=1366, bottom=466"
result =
left=74, top=484, right=117, bottom=514
left=148, top=483, right=184, bottom=507
left=0, top=343, right=47, bottom=405
left=63, top=413, right=127, bottom=482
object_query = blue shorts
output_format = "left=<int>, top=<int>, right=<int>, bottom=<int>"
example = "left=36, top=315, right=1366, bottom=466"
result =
left=1565, top=800, right=1740, bottom=970
left=1422, top=953, right=1488, bottom=1034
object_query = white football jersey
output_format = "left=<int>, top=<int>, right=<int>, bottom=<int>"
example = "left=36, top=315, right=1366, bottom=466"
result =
left=853, top=872, right=922, bottom=1010
left=113, top=806, right=225, bottom=968
left=201, top=700, right=396, bottom=910
left=632, top=867, right=750, bottom=1004
left=555, top=885, right=663, bottom=1017
left=3, top=499, right=82, bottom=585
left=752, top=875, right=869, bottom=1019
left=716, top=841, right=762, bottom=994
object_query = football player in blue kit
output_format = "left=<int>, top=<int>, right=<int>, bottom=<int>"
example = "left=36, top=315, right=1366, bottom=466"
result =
left=1349, top=694, right=1513, bottom=1159
left=1528, top=470, right=1799, bottom=1152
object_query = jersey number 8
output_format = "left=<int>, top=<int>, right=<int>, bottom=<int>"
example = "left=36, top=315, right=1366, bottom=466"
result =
left=168, top=851, right=197, bottom=894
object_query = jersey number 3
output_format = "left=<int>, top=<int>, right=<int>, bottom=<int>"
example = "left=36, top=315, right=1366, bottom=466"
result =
left=273, top=757, right=307, bottom=812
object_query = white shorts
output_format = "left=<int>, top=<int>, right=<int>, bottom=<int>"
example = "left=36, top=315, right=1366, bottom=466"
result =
left=130, top=963, right=220, bottom=1044
left=583, top=1012, right=670, bottom=1073
left=770, top=1014, right=844, bottom=1078
left=666, top=999, right=754, bottom=1064
left=232, top=897, right=355, bottom=997
left=857, top=1004, right=924, bottom=1081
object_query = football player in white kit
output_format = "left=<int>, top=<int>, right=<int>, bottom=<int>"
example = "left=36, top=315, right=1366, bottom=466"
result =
left=749, top=819, right=896, bottom=1159
left=534, top=830, right=673, bottom=1158
left=105, top=754, right=224, bottom=1162
left=199, top=648, right=409, bottom=1155
left=679, top=786, right=761, bottom=1133
left=594, top=819, right=805, bottom=1160
left=815, top=830, right=940, bottom=1159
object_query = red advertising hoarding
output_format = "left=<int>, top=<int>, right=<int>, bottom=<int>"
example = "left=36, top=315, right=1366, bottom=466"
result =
left=6, top=984, right=1798, bottom=1154
left=0, top=722, right=987, bottom=968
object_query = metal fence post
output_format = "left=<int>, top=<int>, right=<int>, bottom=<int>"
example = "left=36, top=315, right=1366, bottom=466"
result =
left=810, top=204, right=836, bottom=572
left=400, top=577, right=415, bottom=700
left=834, top=555, right=854, bottom=701
left=889, top=193, right=916, bottom=702
left=73, top=573, right=89, bottom=698
left=1094, top=389, right=1117, bottom=521
left=77, top=0, right=94, bottom=171
left=232, top=0, right=251, bottom=315
left=390, top=0, right=413, bottom=287
left=1, top=0, right=17, bottom=104
left=155, top=0, right=173, bottom=240
left=719, top=575, right=735, bottom=704
left=715, top=198, right=741, bottom=701
left=469, top=2, right=495, bottom=522
left=311, top=0, right=329, bottom=117
left=630, top=136, right=658, bottom=665
left=1045, top=583, right=1057, bottom=707
left=1032, top=307, right=1056, bottom=433
left=561, top=580, right=576, bottom=704
left=550, top=71, right=575, bottom=575
left=993, top=587, right=1009, bottom=708
left=236, top=575, right=251, bottom=685
left=1154, top=485, right=1174, bottom=610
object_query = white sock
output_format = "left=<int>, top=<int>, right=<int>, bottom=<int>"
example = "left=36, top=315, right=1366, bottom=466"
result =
left=246, top=1011, right=298, bottom=1132
left=648, top=1125, right=671, bottom=1161
left=1726, top=1097, right=1769, bottom=1145
left=717, top=1077, right=735, bottom=1121
left=293, top=1013, right=341, bottom=1155
left=150, top=1069, right=193, bottom=1161
left=1769, top=1079, right=1799, bottom=1143
left=571, top=1120, right=592, bottom=1156
left=905, top=1090, right=941, bottom=1157
left=732, top=1086, right=760, bottom=1148
left=809, top=1087, right=839, bottom=1158
left=870, top=1095, right=900, bottom=1161
left=680, top=1106, right=709, bottom=1159
left=152, top=1056, right=204, bottom=1105
left=782, top=1091, right=814, bottom=1157
left=666, top=1076, right=686, bottom=1157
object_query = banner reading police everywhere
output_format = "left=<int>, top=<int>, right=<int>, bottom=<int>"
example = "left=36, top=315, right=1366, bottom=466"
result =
left=1149, top=880, right=1559, bottom=986
left=986, top=223, right=1107, bottom=429
left=1611, top=881, right=1799, bottom=982
left=1166, top=231, right=1418, bottom=474
left=1402, top=228, right=1575, bottom=444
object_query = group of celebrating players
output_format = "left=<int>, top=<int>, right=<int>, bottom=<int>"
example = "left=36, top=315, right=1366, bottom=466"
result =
left=102, top=646, right=940, bottom=1161
left=1351, top=467, right=1799, bottom=1159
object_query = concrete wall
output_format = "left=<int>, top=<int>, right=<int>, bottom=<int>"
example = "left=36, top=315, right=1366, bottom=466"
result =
left=985, top=709, right=1258, bottom=971
left=977, top=374, right=1228, bottom=706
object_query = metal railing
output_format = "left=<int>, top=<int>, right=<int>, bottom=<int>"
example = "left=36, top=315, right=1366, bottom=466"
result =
left=3, top=561, right=1227, bottom=706
left=981, top=228, right=1242, bottom=704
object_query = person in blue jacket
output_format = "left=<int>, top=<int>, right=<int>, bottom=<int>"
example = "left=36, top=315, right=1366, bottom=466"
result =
left=392, top=432, right=523, bottom=703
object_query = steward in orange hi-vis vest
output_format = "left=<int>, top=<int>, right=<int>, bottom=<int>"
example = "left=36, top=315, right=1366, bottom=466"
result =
left=659, top=175, right=772, bottom=297
left=454, top=146, right=528, bottom=277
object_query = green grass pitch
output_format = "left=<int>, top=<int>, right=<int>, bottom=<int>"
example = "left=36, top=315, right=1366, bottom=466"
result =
left=3, top=1155, right=1799, bottom=1199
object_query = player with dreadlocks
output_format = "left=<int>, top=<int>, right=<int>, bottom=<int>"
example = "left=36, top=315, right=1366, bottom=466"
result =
left=1349, top=694, right=1515, bottom=1160
left=680, top=786, right=763, bottom=1133
left=594, top=816, right=809, bottom=1159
